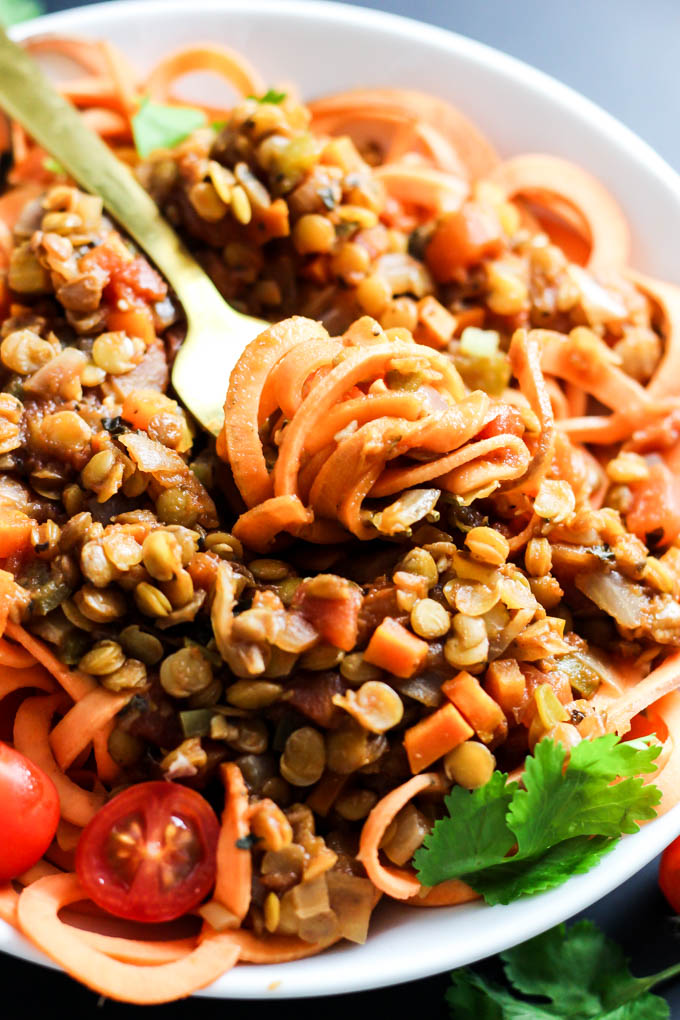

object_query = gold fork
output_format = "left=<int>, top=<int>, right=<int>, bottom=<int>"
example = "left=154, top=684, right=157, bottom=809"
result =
left=0, top=28, right=267, bottom=436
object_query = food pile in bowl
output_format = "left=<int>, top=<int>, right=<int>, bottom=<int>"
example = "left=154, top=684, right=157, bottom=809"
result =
left=0, top=30, right=680, bottom=1005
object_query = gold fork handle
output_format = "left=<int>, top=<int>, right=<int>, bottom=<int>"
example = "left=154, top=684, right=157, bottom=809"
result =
left=0, top=27, right=235, bottom=316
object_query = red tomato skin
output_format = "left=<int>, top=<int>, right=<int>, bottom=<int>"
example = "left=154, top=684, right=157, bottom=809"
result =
left=477, top=405, right=525, bottom=441
left=659, top=835, right=680, bottom=913
left=425, top=203, right=504, bottom=282
left=293, top=582, right=362, bottom=652
left=626, top=461, right=680, bottom=547
left=75, top=781, right=220, bottom=924
left=0, top=742, right=60, bottom=881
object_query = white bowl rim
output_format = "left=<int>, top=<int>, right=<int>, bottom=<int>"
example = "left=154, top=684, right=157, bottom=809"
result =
left=3, top=0, right=680, bottom=999
left=11, top=0, right=680, bottom=200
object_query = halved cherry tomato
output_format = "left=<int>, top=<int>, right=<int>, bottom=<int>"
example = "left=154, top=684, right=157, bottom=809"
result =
left=0, top=741, right=60, bottom=881
left=659, top=835, right=680, bottom=913
left=75, top=781, right=220, bottom=923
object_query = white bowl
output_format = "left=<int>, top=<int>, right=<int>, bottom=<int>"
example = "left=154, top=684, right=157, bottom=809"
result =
left=5, top=0, right=680, bottom=1000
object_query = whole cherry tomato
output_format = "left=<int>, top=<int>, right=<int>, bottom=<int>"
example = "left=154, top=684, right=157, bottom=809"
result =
left=0, top=742, right=60, bottom=881
left=659, top=835, right=680, bottom=914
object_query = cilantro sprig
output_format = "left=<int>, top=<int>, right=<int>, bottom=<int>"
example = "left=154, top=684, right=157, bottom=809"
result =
left=132, top=98, right=206, bottom=158
left=448, top=920, right=680, bottom=1019
left=414, top=735, right=661, bottom=905
left=0, top=0, right=44, bottom=27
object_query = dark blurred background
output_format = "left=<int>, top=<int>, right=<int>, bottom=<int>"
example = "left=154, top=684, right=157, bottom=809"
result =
left=3, top=0, right=680, bottom=1016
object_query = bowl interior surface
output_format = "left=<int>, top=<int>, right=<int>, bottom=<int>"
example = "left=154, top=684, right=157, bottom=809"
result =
left=5, top=0, right=680, bottom=999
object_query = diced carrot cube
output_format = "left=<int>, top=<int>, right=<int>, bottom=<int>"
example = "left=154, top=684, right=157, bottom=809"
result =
left=305, top=772, right=348, bottom=817
left=247, top=198, right=290, bottom=243
left=363, top=618, right=428, bottom=678
left=108, top=305, right=156, bottom=346
left=484, top=660, right=527, bottom=719
left=404, top=703, right=474, bottom=773
left=442, top=670, right=507, bottom=744
left=0, top=511, right=33, bottom=558
left=453, top=307, right=486, bottom=335
left=414, top=296, right=456, bottom=350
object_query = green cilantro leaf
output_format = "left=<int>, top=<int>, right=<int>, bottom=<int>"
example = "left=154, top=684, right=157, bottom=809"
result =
left=448, top=921, right=677, bottom=1019
left=469, top=835, right=616, bottom=906
left=248, top=88, right=287, bottom=104
left=503, top=921, right=640, bottom=1015
left=446, top=972, right=513, bottom=1019
left=414, top=771, right=517, bottom=887
left=0, top=0, right=44, bottom=26
left=413, top=735, right=661, bottom=905
left=132, top=98, right=206, bottom=158
left=509, top=736, right=660, bottom=858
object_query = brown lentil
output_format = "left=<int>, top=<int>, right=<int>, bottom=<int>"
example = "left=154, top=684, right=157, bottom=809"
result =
left=280, top=727, right=326, bottom=786
left=339, top=652, right=383, bottom=687
left=119, top=625, right=164, bottom=665
left=78, top=640, right=126, bottom=676
left=525, top=537, right=552, bottom=577
left=134, top=581, right=173, bottom=617
left=162, top=567, right=195, bottom=608
left=101, top=658, right=148, bottom=692
left=333, top=681, right=403, bottom=733
left=160, top=646, right=214, bottom=698
left=292, top=214, right=336, bottom=254
left=464, top=526, right=509, bottom=566
left=1, top=329, right=55, bottom=374
left=74, top=585, right=126, bottom=623
left=299, top=643, right=345, bottom=671
left=444, top=741, right=496, bottom=789
left=410, top=598, right=450, bottom=638
left=334, top=788, right=378, bottom=821
left=92, top=332, right=142, bottom=375
left=225, top=680, right=283, bottom=709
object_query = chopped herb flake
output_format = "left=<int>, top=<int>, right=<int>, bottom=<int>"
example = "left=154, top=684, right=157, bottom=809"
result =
left=43, top=156, right=65, bottom=175
left=317, top=185, right=337, bottom=210
left=248, top=88, right=287, bottom=105
left=101, top=416, right=126, bottom=436
left=132, top=98, right=206, bottom=158
left=235, top=834, right=260, bottom=850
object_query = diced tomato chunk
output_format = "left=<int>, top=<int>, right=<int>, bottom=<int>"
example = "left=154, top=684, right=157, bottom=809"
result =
left=624, top=706, right=669, bottom=744
left=477, top=404, right=525, bottom=440
left=426, top=203, right=504, bottom=282
left=293, top=578, right=362, bottom=652
left=81, top=238, right=167, bottom=308
left=0, top=511, right=33, bottom=558
left=626, top=460, right=680, bottom=546
left=108, top=305, right=156, bottom=345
